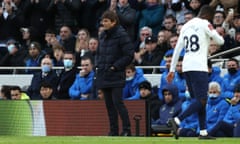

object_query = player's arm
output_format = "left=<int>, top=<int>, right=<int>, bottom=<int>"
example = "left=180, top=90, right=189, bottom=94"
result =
left=205, top=21, right=225, bottom=45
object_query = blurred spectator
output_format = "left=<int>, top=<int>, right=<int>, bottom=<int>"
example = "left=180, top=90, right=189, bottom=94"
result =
left=152, top=84, right=182, bottom=133
left=112, top=0, right=136, bottom=41
left=97, top=89, right=104, bottom=100
left=42, top=28, right=58, bottom=57
left=69, top=56, right=94, bottom=100
left=134, top=35, right=164, bottom=74
left=0, top=39, right=27, bottom=74
left=123, top=64, right=146, bottom=100
left=208, top=39, right=221, bottom=56
left=10, top=85, right=30, bottom=100
left=19, top=27, right=37, bottom=50
left=77, top=0, right=109, bottom=37
left=56, top=51, right=78, bottom=100
left=52, top=44, right=64, bottom=76
left=47, top=0, right=80, bottom=34
left=207, top=59, right=223, bottom=86
left=205, top=82, right=230, bottom=134
left=137, top=0, right=164, bottom=36
left=0, top=85, right=11, bottom=100
left=177, top=89, right=198, bottom=137
left=213, top=10, right=226, bottom=27
left=134, top=26, right=152, bottom=52
left=208, top=83, right=240, bottom=137
left=172, top=56, right=187, bottom=101
left=209, top=0, right=239, bottom=16
left=183, top=11, right=195, bottom=23
left=85, top=37, right=98, bottom=65
left=0, top=0, right=23, bottom=41
left=162, top=14, right=177, bottom=33
left=58, top=25, right=76, bottom=53
left=27, top=57, right=59, bottom=100
left=75, top=28, right=90, bottom=66
left=139, top=80, right=163, bottom=121
left=25, top=41, right=45, bottom=74
left=24, top=0, right=54, bottom=44
left=157, top=30, right=171, bottom=55
left=39, top=82, right=56, bottom=100
left=187, top=0, right=202, bottom=16
left=158, top=54, right=172, bottom=100
left=222, top=58, right=240, bottom=99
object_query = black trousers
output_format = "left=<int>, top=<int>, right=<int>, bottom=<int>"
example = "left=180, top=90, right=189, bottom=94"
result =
left=102, top=87, right=131, bottom=134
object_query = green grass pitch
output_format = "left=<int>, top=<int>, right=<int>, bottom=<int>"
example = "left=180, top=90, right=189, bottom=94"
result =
left=0, top=136, right=238, bottom=144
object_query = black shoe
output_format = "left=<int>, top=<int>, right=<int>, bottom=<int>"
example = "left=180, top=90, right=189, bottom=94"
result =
left=169, top=119, right=179, bottom=139
left=120, top=131, right=131, bottom=136
left=108, top=132, right=119, bottom=136
left=198, top=135, right=216, bottom=140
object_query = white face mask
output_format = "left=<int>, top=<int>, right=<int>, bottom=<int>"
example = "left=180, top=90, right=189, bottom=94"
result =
left=208, top=94, right=218, bottom=98
left=7, top=44, right=15, bottom=53
left=126, top=76, right=134, bottom=81
left=185, top=91, right=191, bottom=99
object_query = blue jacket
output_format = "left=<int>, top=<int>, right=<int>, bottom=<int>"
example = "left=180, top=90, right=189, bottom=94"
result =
left=222, top=70, right=240, bottom=98
left=209, top=66, right=223, bottom=87
left=69, top=71, right=94, bottom=100
left=172, top=72, right=187, bottom=100
left=158, top=70, right=168, bottom=100
left=206, top=95, right=230, bottom=132
left=223, top=102, right=240, bottom=125
left=153, top=84, right=182, bottom=125
left=179, top=99, right=198, bottom=130
left=123, top=68, right=146, bottom=100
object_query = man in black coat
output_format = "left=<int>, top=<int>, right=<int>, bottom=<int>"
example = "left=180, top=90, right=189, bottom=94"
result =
left=95, top=10, right=134, bottom=136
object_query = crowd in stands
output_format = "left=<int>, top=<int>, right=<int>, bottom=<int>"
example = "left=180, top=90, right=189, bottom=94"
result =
left=0, top=0, right=240, bottom=137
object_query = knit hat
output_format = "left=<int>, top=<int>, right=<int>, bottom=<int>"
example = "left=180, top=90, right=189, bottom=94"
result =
left=139, top=81, right=152, bottom=91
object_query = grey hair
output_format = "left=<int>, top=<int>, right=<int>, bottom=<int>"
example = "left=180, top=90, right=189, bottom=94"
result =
left=208, top=81, right=221, bottom=93
left=140, top=26, right=152, bottom=36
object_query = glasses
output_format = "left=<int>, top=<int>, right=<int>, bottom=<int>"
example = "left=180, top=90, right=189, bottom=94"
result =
left=214, top=16, right=223, bottom=19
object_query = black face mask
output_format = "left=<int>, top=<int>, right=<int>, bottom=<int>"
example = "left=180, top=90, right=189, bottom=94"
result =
left=228, top=68, right=238, bottom=75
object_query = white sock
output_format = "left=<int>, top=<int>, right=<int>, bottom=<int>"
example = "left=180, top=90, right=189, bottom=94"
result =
left=200, top=129, right=208, bottom=136
left=174, top=117, right=181, bottom=125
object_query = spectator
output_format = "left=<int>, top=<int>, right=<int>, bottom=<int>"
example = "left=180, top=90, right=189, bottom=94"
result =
left=213, top=10, right=226, bottom=27
left=56, top=51, right=78, bottom=100
left=152, top=84, right=182, bottom=133
left=123, top=64, right=146, bottom=100
left=208, top=83, right=240, bottom=137
left=10, top=85, right=30, bottom=100
left=97, top=89, right=104, bottom=100
left=134, top=35, right=164, bottom=74
left=0, top=39, right=27, bottom=74
left=58, top=25, right=76, bottom=53
left=0, top=85, right=11, bottom=100
left=157, top=30, right=171, bottom=55
left=208, top=39, right=221, bottom=56
left=139, top=80, right=163, bottom=121
left=25, top=41, right=45, bottom=74
left=85, top=37, right=99, bottom=65
left=208, top=59, right=223, bottom=86
left=137, top=0, right=165, bottom=36
left=69, top=56, right=94, bottom=100
left=42, top=28, right=58, bottom=58
left=47, top=0, right=80, bottom=34
left=39, top=82, right=56, bottom=100
left=205, top=82, right=230, bottom=134
left=27, top=57, right=59, bottom=100
left=162, top=14, right=177, bottom=33
left=134, top=26, right=152, bottom=52
left=222, top=58, right=240, bottom=99
left=177, top=89, right=198, bottom=137
left=111, top=0, right=136, bottom=41
left=51, top=44, right=64, bottom=76
left=74, top=28, right=90, bottom=66
left=184, top=11, right=195, bottom=23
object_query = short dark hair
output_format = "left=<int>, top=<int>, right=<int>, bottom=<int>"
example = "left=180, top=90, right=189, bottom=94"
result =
left=228, top=58, right=239, bottom=67
left=101, top=10, right=119, bottom=25
left=40, top=82, right=53, bottom=89
left=198, top=5, right=215, bottom=20
left=126, top=64, right=136, bottom=72
left=10, top=86, right=21, bottom=92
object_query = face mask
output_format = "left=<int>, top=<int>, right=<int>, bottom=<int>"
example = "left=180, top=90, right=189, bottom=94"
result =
left=209, top=94, right=218, bottom=98
left=126, top=76, right=134, bottom=81
left=185, top=91, right=191, bottom=99
left=42, top=65, right=51, bottom=73
left=228, top=68, right=238, bottom=75
left=63, top=59, right=73, bottom=68
left=7, top=44, right=15, bottom=53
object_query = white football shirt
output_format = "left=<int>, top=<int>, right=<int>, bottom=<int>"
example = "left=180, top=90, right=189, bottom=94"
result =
left=170, top=17, right=224, bottom=72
